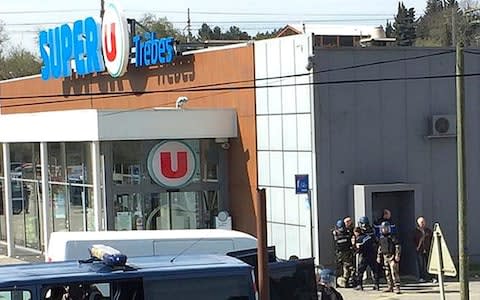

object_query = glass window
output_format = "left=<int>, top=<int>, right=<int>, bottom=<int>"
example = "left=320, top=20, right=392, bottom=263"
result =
left=200, top=140, right=218, bottom=182
left=144, top=276, right=251, bottom=300
left=48, top=143, right=66, bottom=182
left=112, top=141, right=143, bottom=186
left=339, top=36, right=354, bottom=47
left=10, top=143, right=40, bottom=181
left=0, top=290, right=31, bottom=300
left=323, top=36, right=338, bottom=48
left=42, top=280, right=142, bottom=300
left=66, top=143, right=92, bottom=185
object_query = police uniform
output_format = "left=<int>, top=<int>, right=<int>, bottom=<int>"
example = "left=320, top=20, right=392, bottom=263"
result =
left=377, top=225, right=401, bottom=293
left=332, top=227, right=354, bottom=286
left=354, top=225, right=380, bottom=290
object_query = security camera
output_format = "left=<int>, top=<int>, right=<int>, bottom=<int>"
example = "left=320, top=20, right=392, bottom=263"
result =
left=221, top=142, right=231, bottom=150
left=305, top=55, right=315, bottom=71
left=175, top=96, right=189, bottom=109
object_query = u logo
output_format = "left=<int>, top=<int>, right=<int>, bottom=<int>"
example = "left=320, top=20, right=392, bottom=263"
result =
left=103, top=23, right=117, bottom=62
left=160, top=152, right=188, bottom=179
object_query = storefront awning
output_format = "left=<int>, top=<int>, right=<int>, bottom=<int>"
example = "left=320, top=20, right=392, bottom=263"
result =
left=0, top=108, right=237, bottom=142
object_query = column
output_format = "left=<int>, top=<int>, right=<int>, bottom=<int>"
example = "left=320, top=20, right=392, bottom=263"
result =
left=2, top=143, right=14, bottom=257
left=91, top=141, right=102, bottom=231
left=40, top=142, right=50, bottom=253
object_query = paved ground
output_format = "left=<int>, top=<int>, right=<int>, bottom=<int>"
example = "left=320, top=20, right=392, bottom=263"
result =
left=336, top=280, right=480, bottom=299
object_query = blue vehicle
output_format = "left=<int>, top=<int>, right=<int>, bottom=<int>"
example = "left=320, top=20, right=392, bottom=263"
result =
left=0, top=246, right=257, bottom=300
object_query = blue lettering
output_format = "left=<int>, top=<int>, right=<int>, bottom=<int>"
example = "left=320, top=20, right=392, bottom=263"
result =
left=50, top=28, right=62, bottom=79
left=133, top=35, right=142, bottom=67
left=39, top=31, right=50, bottom=80
left=150, top=39, right=158, bottom=65
left=158, top=38, right=166, bottom=64
left=73, top=20, right=87, bottom=76
left=60, top=24, right=73, bottom=77
left=144, top=39, right=151, bottom=66
left=165, top=37, right=175, bottom=63
left=84, top=17, right=104, bottom=73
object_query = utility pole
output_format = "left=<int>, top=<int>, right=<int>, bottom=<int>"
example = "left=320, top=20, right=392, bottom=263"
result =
left=100, top=0, right=105, bottom=20
left=255, top=188, right=270, bottom=300
left=456, top=42, right=469, bottom=300
left=187, top=8, right=192, bottom=43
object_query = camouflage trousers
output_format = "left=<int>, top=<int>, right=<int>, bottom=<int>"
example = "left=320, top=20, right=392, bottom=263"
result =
left=382, top=254, right=400, bottom=289
left=336, top=251, right=354, bottom=285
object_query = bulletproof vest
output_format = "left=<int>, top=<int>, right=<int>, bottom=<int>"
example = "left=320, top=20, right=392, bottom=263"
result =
left=379, top=236, right=396, bottom=255
left=334, top=230, right=351, bottom=252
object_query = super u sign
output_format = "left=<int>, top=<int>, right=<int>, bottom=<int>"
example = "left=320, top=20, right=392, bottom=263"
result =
left=39, top=2, right=175, bottom=80
left=147, top=141, right=197, bottom=188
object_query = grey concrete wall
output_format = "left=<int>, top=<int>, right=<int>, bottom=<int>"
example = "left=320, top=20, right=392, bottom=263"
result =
left=313, top=47, right=480, bottom=266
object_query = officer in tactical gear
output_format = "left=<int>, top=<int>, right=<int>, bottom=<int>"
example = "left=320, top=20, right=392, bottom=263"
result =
left=353, top=226, right=380, bottom=291
left=318, top=269, right=344, bottom=300
left=332, top=219, right=354, bottom=287
left=377, top=221, right=401, bottom=294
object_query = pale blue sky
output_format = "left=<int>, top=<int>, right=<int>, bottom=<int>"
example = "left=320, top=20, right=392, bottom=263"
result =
left=1, top=0, right=428, bottom=53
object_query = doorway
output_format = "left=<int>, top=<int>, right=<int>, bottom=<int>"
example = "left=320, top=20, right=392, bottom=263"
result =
left=353, top=184, right=422, bottom=277
left=372, top=191, right=416, bottom=276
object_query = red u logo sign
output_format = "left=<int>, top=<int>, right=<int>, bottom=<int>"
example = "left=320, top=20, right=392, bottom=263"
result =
left=103, top=23, right=117, bottom=62
left=160, top=152, right=187, bottom=178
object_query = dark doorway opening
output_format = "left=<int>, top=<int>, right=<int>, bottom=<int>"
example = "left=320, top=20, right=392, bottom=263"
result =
left=372, top=191, right=416, bottom=276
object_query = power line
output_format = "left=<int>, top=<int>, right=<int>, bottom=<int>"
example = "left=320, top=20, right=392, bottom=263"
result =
left=1, top=71, right=473, bottom=108
left=0, top=50, right=454, bottom=102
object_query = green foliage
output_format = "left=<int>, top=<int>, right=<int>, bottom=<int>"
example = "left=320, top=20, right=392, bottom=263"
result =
left=393, top=2, right=417, bottom=46
left=137, top=13, right=186, bottom=42
left=0, top=47, right=42, bottom=80
left=197, top=23, right=251, bottom=41
left=254, top=28, right=281, bottom=40
left=385, top=21, right=394, bottom=38
left=416, top=0, right=480, bottom=47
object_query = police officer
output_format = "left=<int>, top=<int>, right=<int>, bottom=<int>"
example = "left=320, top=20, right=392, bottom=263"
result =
left=318, top=269, right=344, bottom=300
left=332, top=219, right=354, bottom=287
left=353, top=226, right=380, bottom=291
left=377, top=221, right=401, bottom=294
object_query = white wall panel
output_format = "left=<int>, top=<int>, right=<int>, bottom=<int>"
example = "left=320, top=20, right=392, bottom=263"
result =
left=285, top=225, right=301, bottom=258
left=284, top=188, right=300, bottom=225
left=269, top=187, right=285, bottom=223
left=270, top=151, right=284, bottom=186
left=282, top=114, right=297, bottom=150
left=268, top=115, right=283, bottom=150
left=297, top=114, right=312, bottom=151
left=256, top=116, right=270, bottom=150
left=257, top=151, right=270, bottom=186
left=283, top=152, right=297, bottom=189
left=271, top=223, right=286, bottom=259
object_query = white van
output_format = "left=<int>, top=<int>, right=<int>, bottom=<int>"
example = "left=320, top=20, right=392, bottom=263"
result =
left=46, top=229, right=257, bottom=262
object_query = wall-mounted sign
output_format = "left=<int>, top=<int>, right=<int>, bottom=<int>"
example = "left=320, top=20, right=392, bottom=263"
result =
left=147, top=141, right=197, bottom=188
left=39, top=2, right=176, bottom=80
left=295, top=174, right=309, bottom=194
left=101, top=1, right=130, bottom=78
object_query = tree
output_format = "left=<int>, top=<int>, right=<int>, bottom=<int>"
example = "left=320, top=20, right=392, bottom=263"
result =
left=223, top=26, right=250, bottom=40
left=198, top=23, right=213, bottom=40
left=137, top=14, right=186, bottom=42
left=393, top=2, right=416, bottom=46
left=385, top=20, right=394, bottom=38
left=254, top=28, right=281, bottom=40
left=196, top=23, right=250, bottom=41
left=0, top=47, right=41, bottom=80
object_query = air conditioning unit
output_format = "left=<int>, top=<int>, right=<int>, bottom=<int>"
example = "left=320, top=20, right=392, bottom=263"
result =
left=431, top=115, right=456, bottom=136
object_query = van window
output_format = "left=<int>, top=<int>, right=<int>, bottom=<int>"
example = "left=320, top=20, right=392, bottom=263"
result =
left=0, top=290, right=31, bottom=300
left=143, top=275, right=251, bottom=300
left=42, top=279, right=143, bottom=300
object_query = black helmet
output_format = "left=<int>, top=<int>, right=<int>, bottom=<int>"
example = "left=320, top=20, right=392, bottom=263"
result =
left=319, top=268, right=335, bottom=286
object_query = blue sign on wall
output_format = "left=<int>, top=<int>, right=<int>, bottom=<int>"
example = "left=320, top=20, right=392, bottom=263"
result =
left=295, top=174, right=309, bottom=194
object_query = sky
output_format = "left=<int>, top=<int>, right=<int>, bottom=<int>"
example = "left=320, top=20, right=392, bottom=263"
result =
left=1, top=0, right=429, bottom=54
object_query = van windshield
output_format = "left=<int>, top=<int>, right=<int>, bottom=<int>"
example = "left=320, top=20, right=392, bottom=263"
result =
left=144, top=275, right=251, bottom=300
left=0, top=290, right=31, bottom=300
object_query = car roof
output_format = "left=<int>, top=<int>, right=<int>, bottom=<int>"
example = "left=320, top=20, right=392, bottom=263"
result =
left=50, top=229, right=256, bottom=242
left=0, top=255, right=252, bottom=288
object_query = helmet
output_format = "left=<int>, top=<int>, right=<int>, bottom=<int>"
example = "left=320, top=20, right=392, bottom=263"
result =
left=380, top=221, right=391, bottom=234
left=336, top=219, right=345, bottom=229
left=358, top=216, right=369, bottom=225
left=319, top=268, right=335, bottom=286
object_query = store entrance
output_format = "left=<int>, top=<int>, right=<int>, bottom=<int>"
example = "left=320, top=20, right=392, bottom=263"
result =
left=113, top=191, right=218, bottom=231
